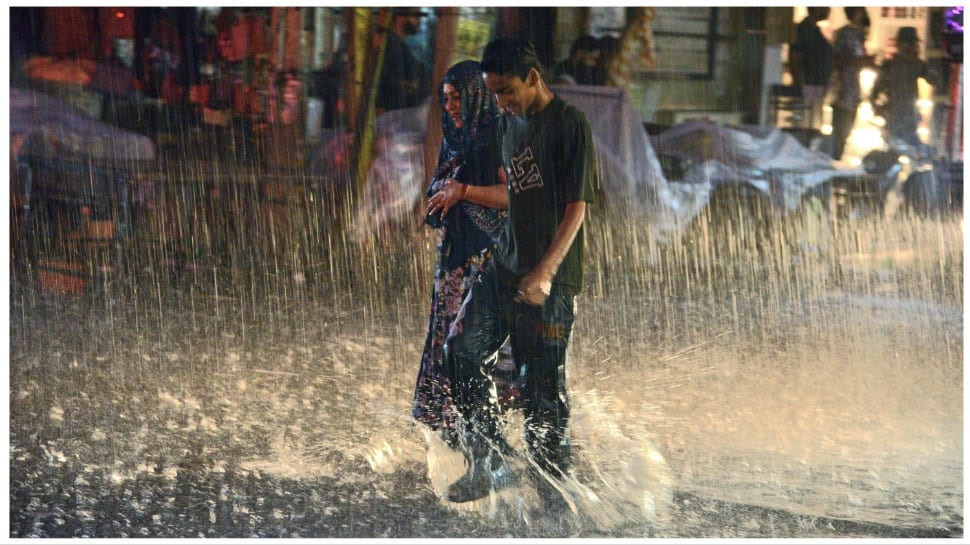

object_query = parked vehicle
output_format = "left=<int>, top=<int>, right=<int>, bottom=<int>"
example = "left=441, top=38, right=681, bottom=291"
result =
left=889, top=139, right=954, bottom=217
left=833, top=132, right=961, bottom=220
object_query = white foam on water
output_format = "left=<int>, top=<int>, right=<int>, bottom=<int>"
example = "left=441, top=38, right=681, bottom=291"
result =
left=416, top=389, right=676, bottom=530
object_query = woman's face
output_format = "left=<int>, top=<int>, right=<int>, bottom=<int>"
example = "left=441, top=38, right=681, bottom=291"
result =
left=442, top=83, right=462, bottom=129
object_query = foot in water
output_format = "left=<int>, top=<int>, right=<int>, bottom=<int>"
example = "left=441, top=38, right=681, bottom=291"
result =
left=446, top=453, right=519, bottom=503
left=532, top=471, right=571, bottom=512
left=492, top=374, right=522, bottom=413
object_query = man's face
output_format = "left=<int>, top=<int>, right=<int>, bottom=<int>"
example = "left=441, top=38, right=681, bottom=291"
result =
left=808, top=7, right=829, bottom=22
left=898, top=41, right=918, bottom=56
left=851, top=8, right=869, bottom=26
left=483, top=70, right=537, bottom=117
left=402, top=15, right=420, bottom=35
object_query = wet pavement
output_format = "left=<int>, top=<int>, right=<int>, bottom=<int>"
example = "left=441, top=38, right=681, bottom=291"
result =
left=8, top=209, right=963, bottom=539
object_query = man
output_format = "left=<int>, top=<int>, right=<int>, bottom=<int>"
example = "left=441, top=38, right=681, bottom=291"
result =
left=789, top=7, right=833, bottom=129
left=828, top=6, right=874, bottom=160
left=376, top=7, right=430, bottom=113
left=549, top=34, right=600, bottom=85
left=870, top=26, right=939, bottom=147
left=596, top=35, right=621, bottom=87
left=441, top=36, right=596, bottom=504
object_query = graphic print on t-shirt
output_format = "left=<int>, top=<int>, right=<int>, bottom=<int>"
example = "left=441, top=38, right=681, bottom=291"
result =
left=508, top=147, right=543, bottom=194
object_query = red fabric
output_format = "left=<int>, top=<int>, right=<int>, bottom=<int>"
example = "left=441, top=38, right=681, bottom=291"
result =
left=217, top=11, right=269, bottom=62
left=98, top=8, right=135, bottom=57
left=43, top=7, right=97, bottom=58
left=99, top=8, right=135, bottom=40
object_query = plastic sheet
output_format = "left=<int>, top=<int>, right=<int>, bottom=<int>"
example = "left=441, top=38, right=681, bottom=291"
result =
left=312, top=86, right=860, bottom=242
left=308, top=102, right=429, bottom=241
left=11, top=88, right=156, bottom=161
left=651, top=118, right=849, bottom=210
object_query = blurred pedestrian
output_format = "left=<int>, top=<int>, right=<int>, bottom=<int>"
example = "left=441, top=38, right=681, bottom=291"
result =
left=414, top=60, right=513, bottom=445
left=828, top=6, right=875, bottom=160
left=376, top=7, right=430, bottom=113
left=870, top=26, right=939, bottom=147
left=595, top=35, right=621, bottom=86
left=549, top=34, right=600, bottom=85
left=789, top=7, right=833, bottom=129
left=442, top=36, right=596, bottom=504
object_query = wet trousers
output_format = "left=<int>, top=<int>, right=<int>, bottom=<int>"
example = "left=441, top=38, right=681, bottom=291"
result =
left=886, top=107, right=922, bottom=148
left=443, top=265, right=575, bottom=477
left=830, top=103, right=859, bottom=160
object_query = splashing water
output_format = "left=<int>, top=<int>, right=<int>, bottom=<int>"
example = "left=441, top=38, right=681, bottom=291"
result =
left=9, top=156, right=962, bottom=538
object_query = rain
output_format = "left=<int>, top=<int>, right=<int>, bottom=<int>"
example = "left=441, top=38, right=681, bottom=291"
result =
left=7, top=5, right=964, bottom=540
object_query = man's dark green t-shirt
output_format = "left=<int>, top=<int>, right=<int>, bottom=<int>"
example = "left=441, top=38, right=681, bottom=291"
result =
left=493, top=95, right=596, bottom=296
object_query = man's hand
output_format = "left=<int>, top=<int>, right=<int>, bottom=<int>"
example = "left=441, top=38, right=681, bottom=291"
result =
left=514, top=201, right=586, bottom=307
left=515, top=270, right=552, bottom=307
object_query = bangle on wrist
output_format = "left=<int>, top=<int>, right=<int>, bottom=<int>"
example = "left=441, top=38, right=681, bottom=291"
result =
left=460, top=183, right=469, bottom=200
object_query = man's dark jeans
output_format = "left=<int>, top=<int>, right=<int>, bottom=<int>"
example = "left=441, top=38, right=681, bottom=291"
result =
left=443, top=265, right=575, bottom=476
left=831, top=103, right=858, bottom=160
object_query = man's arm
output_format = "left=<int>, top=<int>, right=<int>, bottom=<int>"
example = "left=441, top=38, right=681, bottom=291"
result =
left=789, top=23, right=807, bottom=88
left=869, top=64, right=888, bottom=107
left=515, top=200, right=586, bottom=306
left=920, top=59, right=941, bottom=89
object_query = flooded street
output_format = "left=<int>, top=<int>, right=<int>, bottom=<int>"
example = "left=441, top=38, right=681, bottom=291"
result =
left=8, top=209, right=963, bottom=539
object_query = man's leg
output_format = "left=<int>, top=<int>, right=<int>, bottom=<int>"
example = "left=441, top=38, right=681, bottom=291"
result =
left=802, top=85, right=825, bottom=130
left=511, top=294, right=575, bottom=478
left=442, top=269, right=516, bottom=502
left=831, top=104, right=857, bottom=160
left=444, top=269, right=511, bottom=440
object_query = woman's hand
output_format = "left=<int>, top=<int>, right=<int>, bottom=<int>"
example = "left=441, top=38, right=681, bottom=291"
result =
left=426, top=179, right=466, bottom=221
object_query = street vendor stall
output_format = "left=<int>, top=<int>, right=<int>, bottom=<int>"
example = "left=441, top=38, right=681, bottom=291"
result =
left=12, top=88, right=157, bottom=293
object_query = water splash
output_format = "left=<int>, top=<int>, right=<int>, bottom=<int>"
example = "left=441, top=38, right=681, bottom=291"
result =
left=9, top=151, right=962, bottom=537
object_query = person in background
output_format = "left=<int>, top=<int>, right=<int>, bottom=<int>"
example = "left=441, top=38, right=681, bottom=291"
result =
left=549, top=34, right=600, bottom=85
left=789, top=7, right=833, bottom=129
left=828, top=6, right=874, bottom=160
left=376, top=7, right=430, bottom=113
left=870, top=26, right=939, bottom=148
left=595, top=34, right=621, bottom=86
left=414, top=60, right=514, bottom=446
left=442, top=36, right=596, bottom=505
left=10, top=8, right=43, bottom=89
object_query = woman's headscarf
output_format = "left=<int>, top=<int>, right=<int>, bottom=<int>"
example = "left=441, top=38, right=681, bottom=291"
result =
left=427, top=59, right=505, bottom=253
left=432, top=60, right=500, bottom=182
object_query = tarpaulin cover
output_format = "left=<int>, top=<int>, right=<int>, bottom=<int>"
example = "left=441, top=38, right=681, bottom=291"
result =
left=11, top=87, right=156, bottom=161
left=650, top=117, right=848, bottom=212
left=553, top=85, right=851, bottom=241
left=352, top=104, right=429, bottom=240
left=308, top=103, right=429, bottom=241
left=551, top=84, right=711, bottom=240
left=312, top=85, right=855, bottom=242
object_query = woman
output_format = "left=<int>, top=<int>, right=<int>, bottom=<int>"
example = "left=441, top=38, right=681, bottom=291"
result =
left=412, top=60, right=514, bottom=442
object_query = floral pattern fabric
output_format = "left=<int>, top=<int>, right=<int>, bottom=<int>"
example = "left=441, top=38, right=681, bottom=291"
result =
left=412, top=61, right=507, bottom=430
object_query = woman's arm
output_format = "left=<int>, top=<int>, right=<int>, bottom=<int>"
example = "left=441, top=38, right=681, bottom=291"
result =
left=462, top=167, right=508, bottom=209
left=425, top=167, right=508, bottom=219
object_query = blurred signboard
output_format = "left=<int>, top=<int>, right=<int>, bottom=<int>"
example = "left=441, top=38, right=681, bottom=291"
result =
left=455, top=10, right=493, bottom=63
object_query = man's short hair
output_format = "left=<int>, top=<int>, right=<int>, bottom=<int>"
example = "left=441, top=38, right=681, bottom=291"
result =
left=481, top=35, right=542, bottom=80
left=570, top=34, right=600, bottom=56
left=844, top=7, right=864, bottom=21
left=394, top=7, right=424, bottom=18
